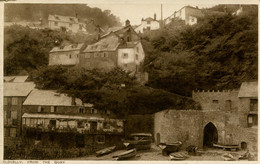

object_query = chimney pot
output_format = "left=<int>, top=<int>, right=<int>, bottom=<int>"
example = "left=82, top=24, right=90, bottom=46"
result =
left=154, top=13, right=156, bottom=20
left=125, top=19, right=130, bottom=26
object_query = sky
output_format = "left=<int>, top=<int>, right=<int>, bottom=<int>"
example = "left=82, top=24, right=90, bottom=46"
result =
left=87, top=2, right=218, bottom=25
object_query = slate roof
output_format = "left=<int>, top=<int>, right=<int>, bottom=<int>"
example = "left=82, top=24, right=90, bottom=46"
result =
left=22, top=113, right=104, bottom=121
left=48, top=14, right=79, bottom=24
left=238, top=81, right=258, bottom=98
left=118, top=41, right=139, bottom=48
left=50, top=43, right=84, bottom=53
left=83, top=33, right=120, bottom=52
left=4, top=82, right=35, bottom=97
left=23, top=89, right=83, bottom=106
left=4, top=76, right=29, bottom=82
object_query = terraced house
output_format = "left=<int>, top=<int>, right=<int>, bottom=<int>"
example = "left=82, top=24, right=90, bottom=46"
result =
left=48, top=14, right=86, bottom=33
left=22, top=89, right=124, bottom=150
left=4, top=79, right=35, bottom=148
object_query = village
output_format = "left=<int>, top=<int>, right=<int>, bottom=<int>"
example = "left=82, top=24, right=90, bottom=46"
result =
left=3, top=4, right=258, bottom=161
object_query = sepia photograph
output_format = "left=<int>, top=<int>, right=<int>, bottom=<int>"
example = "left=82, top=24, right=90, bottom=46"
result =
left=1, top=0, right=258, bottom=162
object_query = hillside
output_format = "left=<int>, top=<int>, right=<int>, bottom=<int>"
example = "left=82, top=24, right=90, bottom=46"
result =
left=142, top=5, right=258, bottom=97
left=4, top=4, right=121, bottom=28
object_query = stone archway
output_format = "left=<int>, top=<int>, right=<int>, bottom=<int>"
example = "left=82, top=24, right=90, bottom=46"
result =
left=203, top=122, right=218, bottom=147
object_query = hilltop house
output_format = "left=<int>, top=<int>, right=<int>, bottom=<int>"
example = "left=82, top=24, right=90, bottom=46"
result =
left=79, top=20, right=145, bottom=74
left=154, top=81, right=258, bottom=152
left=48, top=14, right=86, bottom=33
left=22, top=89, right=124, bottom=149
left=165, top=6, right=204, bottom=25
left=135, top=14, right=160, bottom=33
left=49, top=43, right=84, bottom=66
left=4, top=82, right=35, bottom=148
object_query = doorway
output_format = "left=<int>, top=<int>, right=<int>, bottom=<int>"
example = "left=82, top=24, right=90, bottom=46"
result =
left=203, top=122, right=218, bottom=147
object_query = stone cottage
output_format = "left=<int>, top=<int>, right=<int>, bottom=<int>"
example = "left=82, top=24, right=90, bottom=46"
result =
left=79, top=20, right=146, bottom=75
left=154, top=81, right=258, bottom=152
left=49, top=43, right=84, bottom=66
left=22, top=89, right=124, bottom=150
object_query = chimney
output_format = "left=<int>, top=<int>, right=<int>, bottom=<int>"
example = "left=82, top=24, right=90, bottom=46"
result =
left=196, top=6, right=198, bottom=9
left=125, top=19, right=130, bottom=26
left=97, top=25, right=101, bottom=40
left=154, top=13, right=156, bottom=20
left=71, top=97, right=76, bottom=106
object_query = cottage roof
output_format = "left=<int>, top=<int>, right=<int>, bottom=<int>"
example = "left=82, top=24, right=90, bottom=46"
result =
left=143, top=17, right=159, bottom=22
left=48, top=14, right=79, bottom=24
left=4, top=76, right=29, bottom=82
left=22, top=113, right=104, bottom=121
left=238, top=81, right=258, bottom=98
left=4, top=82, right=35, bottom=97
left=50, top=43, right=84, bottom=53
left=23, top=89, right=83, bottom=106
left=83, top=33, right=120, bottom=52
left=118, top=41, right=139, bottom=48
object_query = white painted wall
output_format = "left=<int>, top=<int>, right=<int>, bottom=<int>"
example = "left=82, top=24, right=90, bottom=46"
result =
left=49, top=21, right=80, bottom=33
left=134, top=20, right=160, bottom=33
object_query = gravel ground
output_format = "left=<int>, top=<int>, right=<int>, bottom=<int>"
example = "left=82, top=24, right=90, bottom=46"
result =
left=68, top=144, right=258, bottom=161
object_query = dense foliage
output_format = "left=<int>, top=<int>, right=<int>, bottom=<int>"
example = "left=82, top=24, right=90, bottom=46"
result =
left=142, top=5, right=258, bottom=96
left=4, top=25, right=96, bottom=75
left=4, top=4, right=121, bottom=28
left=30, top=66, right=200, bottom=117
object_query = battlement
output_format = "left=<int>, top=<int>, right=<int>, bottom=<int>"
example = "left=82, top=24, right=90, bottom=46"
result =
left=192, top=89, right=238, bottom=93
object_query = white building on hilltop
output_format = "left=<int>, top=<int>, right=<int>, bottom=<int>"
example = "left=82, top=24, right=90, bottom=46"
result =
left=135, top=14, right=160, bottom=33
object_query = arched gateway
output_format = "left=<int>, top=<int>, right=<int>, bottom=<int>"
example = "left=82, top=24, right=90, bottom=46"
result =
left=203, top=122, right=218, bottom=147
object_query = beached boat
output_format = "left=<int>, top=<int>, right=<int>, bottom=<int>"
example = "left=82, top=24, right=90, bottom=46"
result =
left=113, top=148, right=137, bottom=160
left=213, top=143, right=239, bottom=151
left=123, top=133, right=152, bottom=150
left=169, top=152, right=189, bottom=160
left=159, top=141, right=182, bottom=156
left=96, top=146, right=116, bottom=157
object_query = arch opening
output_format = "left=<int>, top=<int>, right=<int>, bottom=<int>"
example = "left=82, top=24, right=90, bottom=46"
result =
left=203, top=122, right=218, bottom=147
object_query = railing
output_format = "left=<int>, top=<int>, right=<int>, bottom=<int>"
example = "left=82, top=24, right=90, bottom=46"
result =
left=22, top=125, right=124, bottom=135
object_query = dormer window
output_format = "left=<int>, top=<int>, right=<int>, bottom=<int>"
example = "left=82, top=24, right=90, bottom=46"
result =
left=78, top=107, right=86, bottom=113
left=123, top=53, right=128, bottom=58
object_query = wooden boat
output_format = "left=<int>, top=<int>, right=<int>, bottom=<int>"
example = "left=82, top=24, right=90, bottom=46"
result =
left=113, top=148, right=137, bottom=160
left=123, top=133, right=152, bottom=150
left=169, top=152, right=189, bottom=160
left=96, top=146, right=116, bottom=157
left=213, top=143, right=239, bottom=151
left=159, top=141, right=182, bottom=156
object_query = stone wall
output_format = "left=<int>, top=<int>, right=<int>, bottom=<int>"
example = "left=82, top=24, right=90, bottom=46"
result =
left=154, top=109, right=258, bottom=152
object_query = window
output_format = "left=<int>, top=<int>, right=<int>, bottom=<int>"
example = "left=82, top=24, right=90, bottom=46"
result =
left=10, top=128, right=16, bottom=137
left=38, top=106, right=44, bottom=112
left=103, top=122, right=110, bottom=129
left=122, top=53, right=128, bottom=59
left=136, top=54, right=138, bottom=60
left=11, top=111, right=17, bottom=119
left=191, top=18, right=195, bottom=22
left=11, top=98, right=18, bottom=105
left=12, top=119, right=17, bottom=125
left=54, top=22, right=58, bottom=26
left=78, top=107, right=85, bottom=113
left=85, top=54, right=90, bottom=58
left=250, top=99, right=258, bottom=111
left=225, top=100, right=232, bottom=111
left=4, top=128, right=10, bottom=137
left=104, top=53, right=108, bottom=57
left=91, top=108, right=97, bottom=114
left=212, top=100, right=219, bottom=104
left=77, top=121, right=84, bottom=128
left=51, top=106, right=57, bottom=113
left=69, top=54, right=72, bottom=59
left=4, top=98, right=8, bottom=105
left=96, top=135, right=105, bottom=144
left=248, top=114, right=258, bottom=127
left=104, top=110, right=110, bottom=115
left=147, top=27, right=151, bottom=31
